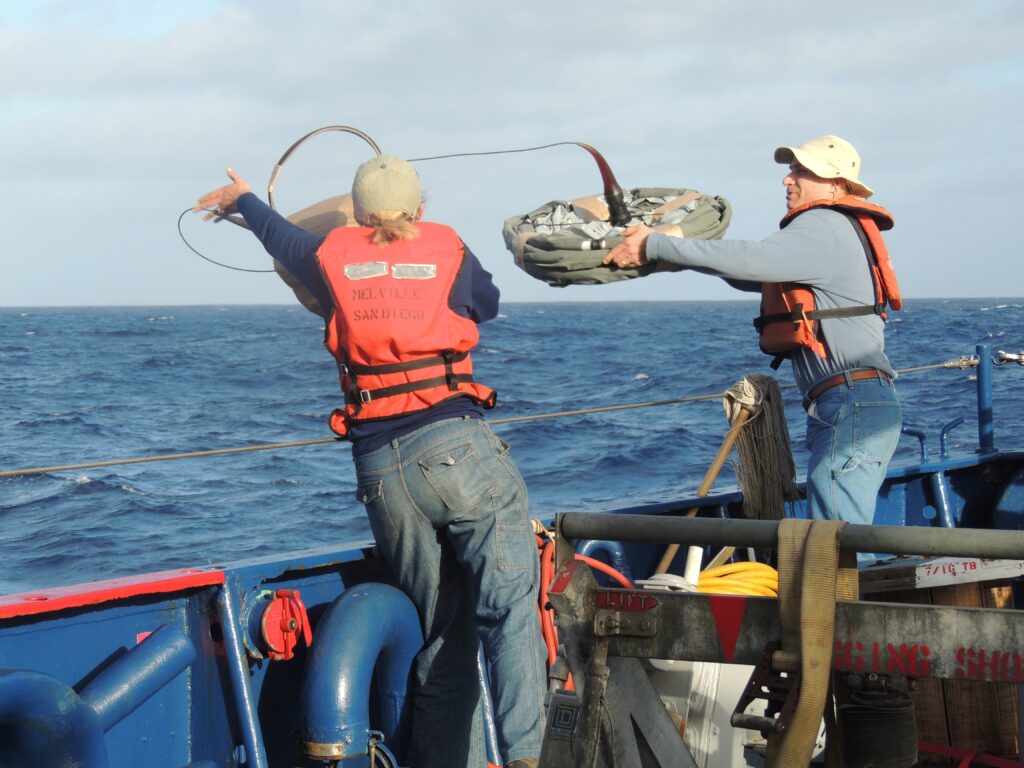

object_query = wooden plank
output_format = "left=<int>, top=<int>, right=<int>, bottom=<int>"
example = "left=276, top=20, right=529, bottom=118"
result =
left=866, top=586, right=951, bottom=762
left=934, top=582, right=1019, bottom=757
left=859, top=557, right=1024, bottom=594
left=863, top=575, right=1020, bottom=761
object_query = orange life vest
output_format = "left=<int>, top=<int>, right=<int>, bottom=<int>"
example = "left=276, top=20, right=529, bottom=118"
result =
left=755, top=196, right=901, bottom=366
left=315, top=222, right=496, bottom=437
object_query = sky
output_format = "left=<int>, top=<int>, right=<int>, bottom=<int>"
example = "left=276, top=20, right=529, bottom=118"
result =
left=2, top=1, right=1022, bottom=307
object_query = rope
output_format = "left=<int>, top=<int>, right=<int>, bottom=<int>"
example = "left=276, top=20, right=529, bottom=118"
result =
left=0, top=357, right=986, bottom=480
left=0, top=392, right=724, bottom=479
left=0, top=438, right=337, bottom=478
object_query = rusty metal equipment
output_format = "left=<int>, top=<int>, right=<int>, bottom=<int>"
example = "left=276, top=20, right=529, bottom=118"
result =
left=541, top=513, right=1024, bottom=768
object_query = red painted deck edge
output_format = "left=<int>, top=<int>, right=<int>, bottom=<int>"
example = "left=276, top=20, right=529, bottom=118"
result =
left=0, top=568, right=225, bottom=620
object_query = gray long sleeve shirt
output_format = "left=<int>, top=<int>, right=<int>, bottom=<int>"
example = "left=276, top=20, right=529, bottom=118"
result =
left=645, top=207, right=895, bottom=395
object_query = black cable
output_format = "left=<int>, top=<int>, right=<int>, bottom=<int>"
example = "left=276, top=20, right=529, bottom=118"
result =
left=0, top=357, right=990, bottom=478
left=176, top=208, right=275, bottom=273
left=407, top=141, right=579, bottom=162
left=179, top=140, right=612, bottom=271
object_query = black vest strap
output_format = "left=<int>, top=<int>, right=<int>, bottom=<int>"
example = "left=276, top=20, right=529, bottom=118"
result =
left=347, top=350, right=469, bottom=376
left=348, top=373, right=477, bottom=405
left=753, top=213, right=886, bottom=335
left=754, top=303, right=879, bottom=331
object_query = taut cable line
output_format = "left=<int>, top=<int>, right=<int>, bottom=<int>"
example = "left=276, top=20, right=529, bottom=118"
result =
left=0, top=358, right=982, bottom=479
left=0, top=392, right=725, bottom=479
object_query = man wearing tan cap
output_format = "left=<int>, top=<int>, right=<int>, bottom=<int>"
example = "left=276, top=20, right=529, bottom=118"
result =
left=605, top=135, right=902, bottom=533
left=196, top=156, right=545, bottom=768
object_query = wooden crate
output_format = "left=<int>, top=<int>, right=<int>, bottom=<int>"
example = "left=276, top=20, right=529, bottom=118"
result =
left=860, top=557, right=1020, bottom=764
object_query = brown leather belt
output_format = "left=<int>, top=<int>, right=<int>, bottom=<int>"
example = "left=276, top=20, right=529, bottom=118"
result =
left=803, top=368, right=891, bottom=410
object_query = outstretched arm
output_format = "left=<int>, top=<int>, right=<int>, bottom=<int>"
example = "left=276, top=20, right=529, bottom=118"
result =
left=194, top=167, right=331, bottom=314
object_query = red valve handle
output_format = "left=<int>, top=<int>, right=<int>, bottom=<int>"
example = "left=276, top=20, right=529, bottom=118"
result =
left=261, top=589, right=313, bottom=661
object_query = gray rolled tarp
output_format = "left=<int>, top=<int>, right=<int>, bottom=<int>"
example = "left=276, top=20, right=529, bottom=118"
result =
left=502, top=187, right=732, bottom=287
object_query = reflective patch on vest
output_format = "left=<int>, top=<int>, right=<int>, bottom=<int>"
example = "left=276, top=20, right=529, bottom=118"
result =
left=344, top=262, right=388, bottom=280
left=392, top=264, right=437, bottom=280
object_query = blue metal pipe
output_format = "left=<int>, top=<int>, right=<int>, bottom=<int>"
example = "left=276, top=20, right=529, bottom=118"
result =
left=368, top=736, right=400, bottom=768
left=926, top=417, right=967, bottom=529
left=929, top=471, right=957, bottom=528
left=0, top=626, right=195, bottom=767
left=575, top=539, right=633, bottom=582
left=939, top=416, right=965, bottom=459
left=80, top=623, right=196, bottom=731
left=216, top=583, right=270, bottom=768
left=977, top=343, right=995, bottom=453
left=901, top=427, right=929, bottom=462
left=0, top=669, right=108, bottom=767
left=301, top=582, right=421, bottom=762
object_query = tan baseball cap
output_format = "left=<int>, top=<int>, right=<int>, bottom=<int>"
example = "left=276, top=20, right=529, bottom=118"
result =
left=774, top=135, right=873, bottom=198
left=351, top=154, right=422, bottom=221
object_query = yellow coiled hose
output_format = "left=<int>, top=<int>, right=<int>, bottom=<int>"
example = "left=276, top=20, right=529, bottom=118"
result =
left=697, top=561, right=778, bottom=597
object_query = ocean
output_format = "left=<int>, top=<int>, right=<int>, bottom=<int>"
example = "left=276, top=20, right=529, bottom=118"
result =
left=2, top=299, right=1023, bottom=595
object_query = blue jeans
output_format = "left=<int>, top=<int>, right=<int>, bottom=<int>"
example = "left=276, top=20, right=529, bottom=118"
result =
left=354, top=416, right=546, bottom=768
left=804, top=374, right=901, bottom=529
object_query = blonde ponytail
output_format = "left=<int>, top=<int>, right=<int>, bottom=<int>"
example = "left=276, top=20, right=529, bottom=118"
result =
left=366, top=211, right=420, bottom=245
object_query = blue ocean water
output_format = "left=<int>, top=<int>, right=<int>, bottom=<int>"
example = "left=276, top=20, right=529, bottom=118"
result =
left=2, top=299, right=1023, bottom=595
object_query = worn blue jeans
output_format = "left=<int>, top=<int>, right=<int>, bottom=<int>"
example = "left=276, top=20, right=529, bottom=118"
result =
left=805, top=374, right=901, bottom=530
left=353, top=416, right=546, bottom=768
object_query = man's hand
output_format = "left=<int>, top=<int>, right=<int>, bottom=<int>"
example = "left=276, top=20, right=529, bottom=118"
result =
left=604, top=224, right=653, bottom=269
left=194, top=168, right=252, bottom=221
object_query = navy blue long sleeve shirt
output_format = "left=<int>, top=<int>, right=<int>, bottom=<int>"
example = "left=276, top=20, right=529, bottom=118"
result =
left=237, top=192, right=501, bottom=455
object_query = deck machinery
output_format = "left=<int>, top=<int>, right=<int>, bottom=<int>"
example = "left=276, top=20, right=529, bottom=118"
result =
left=540, top=514, right=1024, bottom=768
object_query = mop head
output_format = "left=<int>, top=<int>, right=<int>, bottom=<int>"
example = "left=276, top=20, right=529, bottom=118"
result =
left=724, top=375, right=798, bottom=520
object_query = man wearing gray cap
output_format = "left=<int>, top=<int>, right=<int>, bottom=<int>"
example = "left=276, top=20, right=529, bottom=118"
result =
left=605, top=135, right=902, bottom=533
left=196, top=155, right=544, bottom=768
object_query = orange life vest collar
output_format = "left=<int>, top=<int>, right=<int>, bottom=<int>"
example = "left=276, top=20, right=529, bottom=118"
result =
left=780, top=195, right=894, bottom=232
left=315, top=222, right=496, bottom=437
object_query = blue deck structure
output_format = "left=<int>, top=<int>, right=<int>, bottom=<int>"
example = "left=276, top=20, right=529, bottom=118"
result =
left=3, top=344, right=1024, bottom=767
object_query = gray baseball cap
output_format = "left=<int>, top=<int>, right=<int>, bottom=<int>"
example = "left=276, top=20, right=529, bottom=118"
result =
left=351, top=154, right=422, bottom=221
